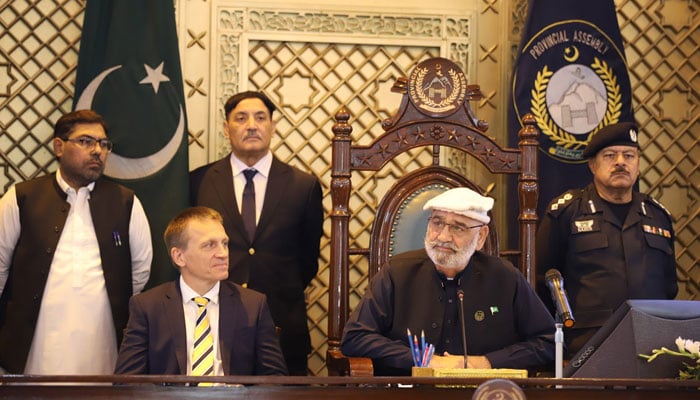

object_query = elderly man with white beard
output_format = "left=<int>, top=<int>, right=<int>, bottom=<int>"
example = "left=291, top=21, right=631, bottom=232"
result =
left=341, top=188, right=555, bottom=376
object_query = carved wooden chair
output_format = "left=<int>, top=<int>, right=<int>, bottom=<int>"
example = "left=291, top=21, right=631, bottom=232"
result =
left=326, top=57, right=540, bottom=376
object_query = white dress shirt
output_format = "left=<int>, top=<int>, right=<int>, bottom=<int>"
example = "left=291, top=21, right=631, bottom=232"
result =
left=0, top=170, right=152, bottom=374
left=230, top=151, right=273, bottom=223
left=180, top=277, right=224, bottom=377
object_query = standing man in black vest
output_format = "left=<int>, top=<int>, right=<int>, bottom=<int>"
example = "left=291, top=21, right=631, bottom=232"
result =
left=0, top=110, right=153, bottom=374
left=190, top=91, right=323, bottom=375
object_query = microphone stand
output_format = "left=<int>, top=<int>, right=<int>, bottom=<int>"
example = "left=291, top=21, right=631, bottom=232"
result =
left=555, top=321, right=564, bottom=386
left=457, top=290, right=468, bottom=368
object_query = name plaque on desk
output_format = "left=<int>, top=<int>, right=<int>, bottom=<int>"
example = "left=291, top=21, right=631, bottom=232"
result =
left=412, top=367, right=528, bottom=379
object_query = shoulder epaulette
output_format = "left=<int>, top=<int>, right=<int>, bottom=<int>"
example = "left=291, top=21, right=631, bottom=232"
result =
left=646, top=195, right=672, bottom=218
left=547, top=189, right=582, bottom=215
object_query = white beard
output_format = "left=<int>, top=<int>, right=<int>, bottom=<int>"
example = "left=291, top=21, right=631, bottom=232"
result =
left=425, top=233, right=479, bottom=275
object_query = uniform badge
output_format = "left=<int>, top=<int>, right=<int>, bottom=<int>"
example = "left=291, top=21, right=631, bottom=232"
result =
left=551, top=192, right=575, bottom=211
left=574, top=219, right=595, bottom=233
left=643, top=224, right=671, bottom=238
left=648, top=196, right=672, bottom=217
left=474, top=310, right=485, bottom=322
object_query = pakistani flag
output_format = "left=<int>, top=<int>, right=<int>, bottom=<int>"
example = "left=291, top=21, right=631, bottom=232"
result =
left=507, top=0, right=634, bottom=229
left=74, top=0, right=189, bottom=286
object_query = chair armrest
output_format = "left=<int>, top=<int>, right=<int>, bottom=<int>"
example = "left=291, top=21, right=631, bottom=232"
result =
left=326, top=349, right=374, bottom=377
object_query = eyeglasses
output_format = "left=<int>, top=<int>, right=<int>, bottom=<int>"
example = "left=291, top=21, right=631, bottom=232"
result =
left=428, top=217, right=485, bottom=236
left=62, top=135, right=113, bottom=152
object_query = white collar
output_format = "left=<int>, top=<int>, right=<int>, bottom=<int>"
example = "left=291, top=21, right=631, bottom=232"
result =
left=55, top=168, right=95, bottom=194
left=230, top=151, right=272, bottom=178
left=179, top=276, right=221, bottom=305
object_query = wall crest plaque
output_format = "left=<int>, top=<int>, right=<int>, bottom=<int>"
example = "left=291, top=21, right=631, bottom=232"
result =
left=408, top=57, right=467, bottom=117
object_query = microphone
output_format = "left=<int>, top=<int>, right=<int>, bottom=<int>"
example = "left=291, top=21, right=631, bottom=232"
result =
left=457, top=289, right=468, bottom=368
left=545, top=269, right=575, bottom=328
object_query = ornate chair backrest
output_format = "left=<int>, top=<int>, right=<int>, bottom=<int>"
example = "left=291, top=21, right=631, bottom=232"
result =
left=327, top=57, right=540, bottom=376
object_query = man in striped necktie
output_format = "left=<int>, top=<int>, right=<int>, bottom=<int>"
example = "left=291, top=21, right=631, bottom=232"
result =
left=115, top=206, right=288, bottom=378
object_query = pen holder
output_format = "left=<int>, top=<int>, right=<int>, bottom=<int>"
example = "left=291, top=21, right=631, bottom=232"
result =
left=411, top=367, right=435, bottom=377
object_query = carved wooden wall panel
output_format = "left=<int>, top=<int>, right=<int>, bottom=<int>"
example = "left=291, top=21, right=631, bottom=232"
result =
left=616, top=0, right=699, bottom=300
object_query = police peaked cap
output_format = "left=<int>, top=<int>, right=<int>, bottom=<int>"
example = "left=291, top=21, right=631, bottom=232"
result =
left=582, top=122, right=640, bottom=158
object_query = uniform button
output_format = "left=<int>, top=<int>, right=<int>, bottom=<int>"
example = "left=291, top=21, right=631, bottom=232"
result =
left=447, top=319, right=452, bottom=324
left=46, top=248, right=52, bottom=253
left=448, top=299, right=453, bottom=304
left=242, top=283, right=248, bottom=288
left=438, top=296, right=443, bottom=302
left=33, top=295, right=40, bottom=300
left=445, top=339, right=451, bottom=344
left=431, top=323, right=438, bottom=329
left=54, top=226, right=60, bottom=233
left=248, top=247, right=255, bottom=255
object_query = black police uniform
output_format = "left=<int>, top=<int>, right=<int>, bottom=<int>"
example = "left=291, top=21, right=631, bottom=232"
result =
left=536, top=183, right=677, bottom=357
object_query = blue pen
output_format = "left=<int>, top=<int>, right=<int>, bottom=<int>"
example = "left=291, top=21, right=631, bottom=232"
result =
left=112, top=231, right=122, bottom=246
left=420, top=329, right=426, bottom=355
left=426, top=344, right=435, bottom=366
left=412, top=334, right=422, bottom=367
left=407, top=329, right=417, bottom=366
left=422, top=342, right=436, bottom=367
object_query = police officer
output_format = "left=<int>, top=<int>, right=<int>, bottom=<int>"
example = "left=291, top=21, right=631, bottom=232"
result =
left=536, top=122, right=677, bottom=357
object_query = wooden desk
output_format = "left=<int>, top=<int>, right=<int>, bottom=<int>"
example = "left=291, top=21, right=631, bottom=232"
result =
left=1, top=375, right=699, bottom=399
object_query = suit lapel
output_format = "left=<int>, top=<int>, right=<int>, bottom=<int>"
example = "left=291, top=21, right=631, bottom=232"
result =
left=218, top=282, right=237, bottom=375
left=165, top=281, right=188, bottom=374
left=210, top=158, right=249, bottom=240
left=257, top=157, right=291, bottom=238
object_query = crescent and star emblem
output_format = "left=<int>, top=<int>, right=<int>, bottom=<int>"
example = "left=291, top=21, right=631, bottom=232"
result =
left=563, top=46, right=580, bottom=62
left=74, top=62, right=185, bottom=180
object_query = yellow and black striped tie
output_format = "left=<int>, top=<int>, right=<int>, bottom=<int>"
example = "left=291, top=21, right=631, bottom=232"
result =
left=192, top=296, right=215, bottom=380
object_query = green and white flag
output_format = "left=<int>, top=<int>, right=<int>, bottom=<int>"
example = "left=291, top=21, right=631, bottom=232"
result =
left=74, top=0, right=189, bottom=286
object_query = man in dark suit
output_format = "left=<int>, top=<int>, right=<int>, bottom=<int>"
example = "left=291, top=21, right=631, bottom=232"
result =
left=190, top=91, right=323, bottom=375
left=115, top=206, right=287, bottom=376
